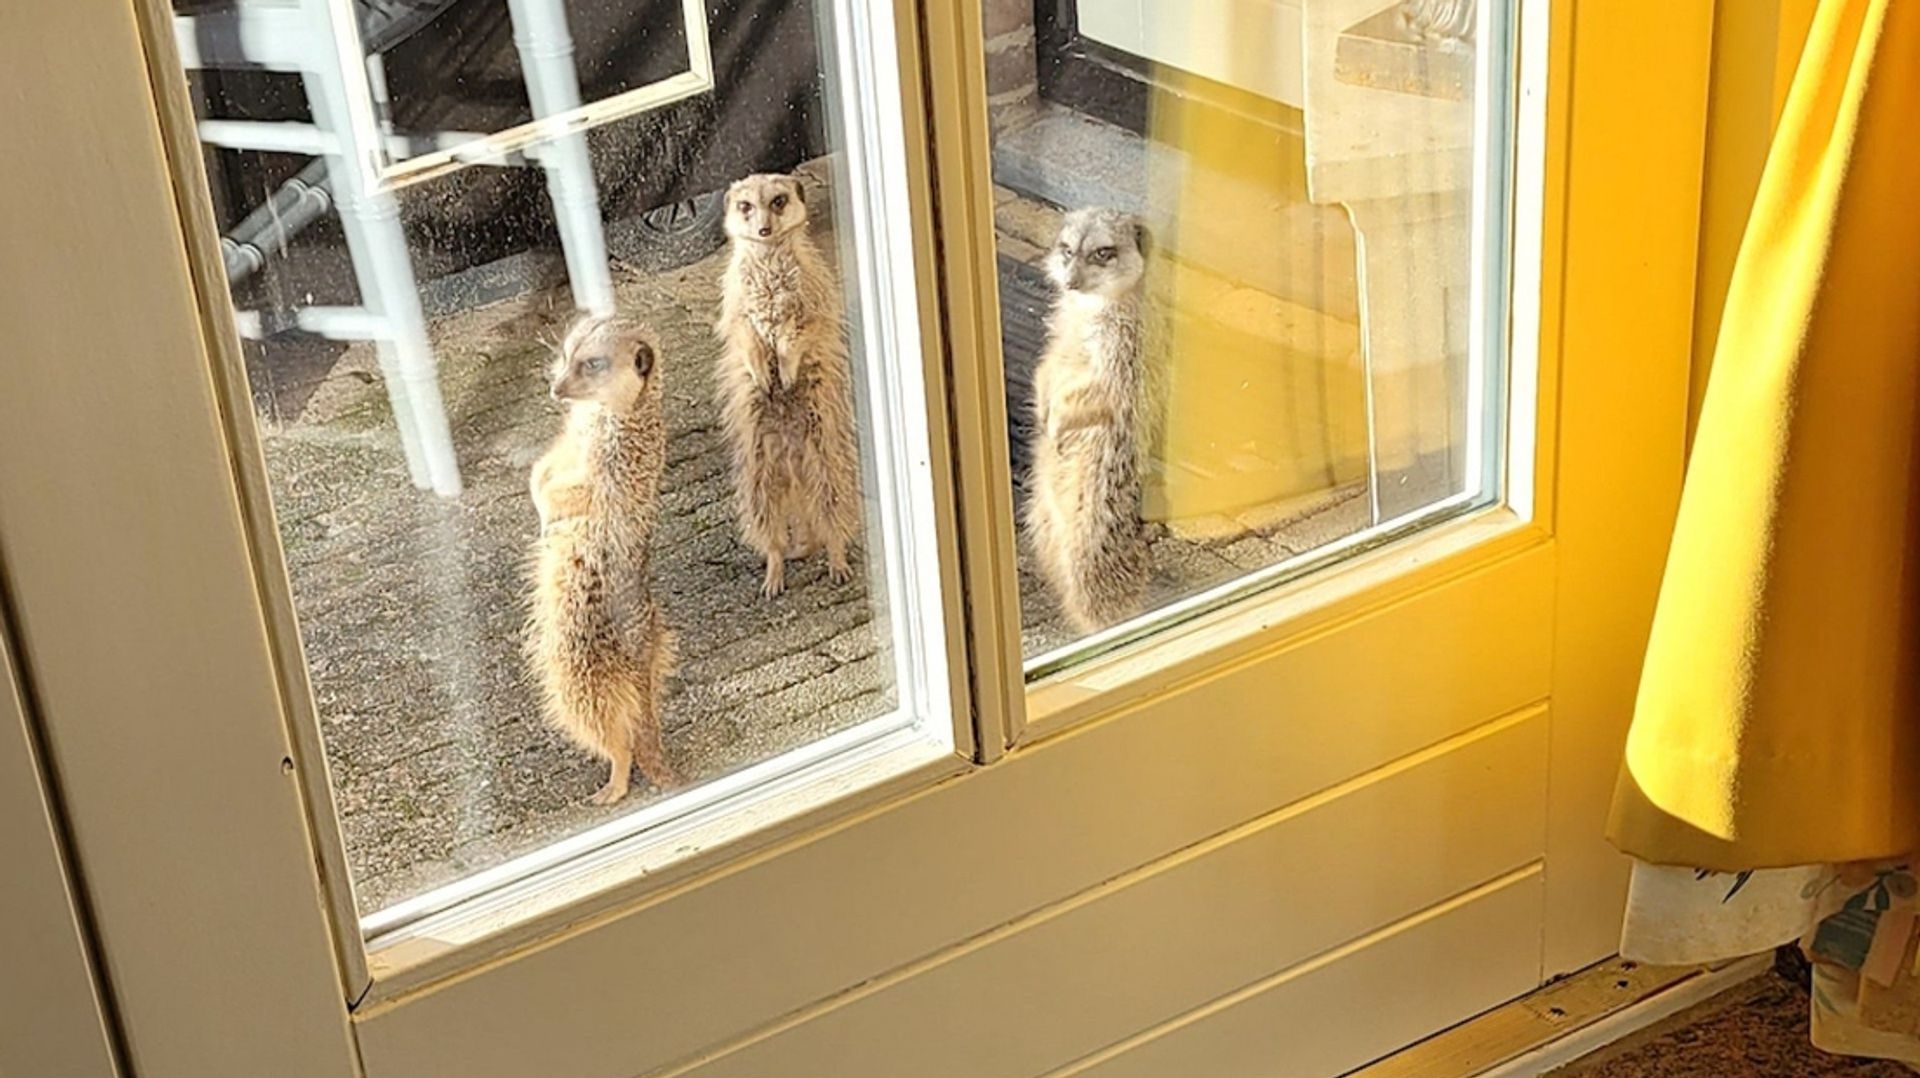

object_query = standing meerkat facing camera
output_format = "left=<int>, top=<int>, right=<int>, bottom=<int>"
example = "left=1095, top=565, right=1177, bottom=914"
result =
left=526, top=315, right=679, bottom=805
left=715, top=172, right=861, bottom=598
left=1024, top=207, right=1154, bottom=633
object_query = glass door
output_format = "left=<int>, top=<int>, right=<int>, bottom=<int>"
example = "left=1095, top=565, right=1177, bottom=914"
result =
left=173, top=0, right=963, bottom=945
left=0, top=1, right=1711, bottom=1075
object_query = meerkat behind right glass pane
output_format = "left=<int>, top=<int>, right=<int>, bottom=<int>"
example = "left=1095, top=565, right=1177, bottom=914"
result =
left=984, top=0, right=1486, bottom=661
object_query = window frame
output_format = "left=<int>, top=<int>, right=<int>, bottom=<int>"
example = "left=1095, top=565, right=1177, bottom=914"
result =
left=140, top=0, right=985, bottom=1000
left=933, top=0, right=1559, bottom=745
left=139, top=0, right=1584, bottom=986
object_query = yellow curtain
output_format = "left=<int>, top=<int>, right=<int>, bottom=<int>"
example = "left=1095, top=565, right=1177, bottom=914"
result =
left=1608, top=0, right=1920, bottom=871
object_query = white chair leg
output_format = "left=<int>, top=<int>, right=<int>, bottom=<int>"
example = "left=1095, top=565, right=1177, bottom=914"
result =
left=303, top=68, right=463, bottom=495
left=539, top=135, right=618, bottom=316
left=335, top=182, right=464, bottom=496
left=306, top=172, right=431, bottom=489
left=508, top=0, right=617, bottom=316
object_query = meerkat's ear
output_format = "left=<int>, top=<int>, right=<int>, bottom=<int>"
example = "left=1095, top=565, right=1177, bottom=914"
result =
left=1132, top=219, right=1152, bottom=258
left=788, top=178, right=806, bottom=205
left=632, top=339, right=655, bottom=377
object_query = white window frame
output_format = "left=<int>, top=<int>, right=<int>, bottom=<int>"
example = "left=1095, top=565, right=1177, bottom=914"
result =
left=1020, top=0, right=1544, bottom=684
left=342, top=0, right=964, bottom=953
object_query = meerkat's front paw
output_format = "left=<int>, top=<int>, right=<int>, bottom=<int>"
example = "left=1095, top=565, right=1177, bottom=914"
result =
left=827, top=548, right=853, bottom=585
left=761, top=557, right=786, bottom=598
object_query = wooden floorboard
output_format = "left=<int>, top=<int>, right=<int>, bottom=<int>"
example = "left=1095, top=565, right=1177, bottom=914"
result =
left=1354, top=956, right=1769, bottom=1077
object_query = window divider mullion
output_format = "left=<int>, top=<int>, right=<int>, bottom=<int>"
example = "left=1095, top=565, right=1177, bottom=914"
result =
left=912, top=0, right=1031, bottom=760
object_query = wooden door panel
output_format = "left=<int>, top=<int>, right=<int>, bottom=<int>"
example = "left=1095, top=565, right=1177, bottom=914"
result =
left=1068, top=869, right=1543, bottom=1078
left=0, top=626, right=122, bottom=1078
left=676, top=709, right=1546, bottom=1078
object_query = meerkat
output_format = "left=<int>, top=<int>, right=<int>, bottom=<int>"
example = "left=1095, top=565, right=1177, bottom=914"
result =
left=715, top=172, right=861, bottom=598
left=1023, top=207, right=1155, bottom=634
left=526, top=315, right=679, bottom=805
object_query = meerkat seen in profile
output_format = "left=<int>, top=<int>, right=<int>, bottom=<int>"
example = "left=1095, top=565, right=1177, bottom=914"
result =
left=1023, top=208, right=1155, bottom=634
left=526, top=315, right=679, bottom=805
left=715, top=172, right=861, bottom=598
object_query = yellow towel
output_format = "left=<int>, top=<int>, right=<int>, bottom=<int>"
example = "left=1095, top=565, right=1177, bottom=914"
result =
left=1608, top=0, right=1920, bottom=870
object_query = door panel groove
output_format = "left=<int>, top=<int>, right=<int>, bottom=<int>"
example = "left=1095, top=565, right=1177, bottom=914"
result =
left=655, top=703, right=1548, bottom=1075
left=663, top=712, right=1548, bottom=1077
left=1058, top=868, right=1546, bottom=1078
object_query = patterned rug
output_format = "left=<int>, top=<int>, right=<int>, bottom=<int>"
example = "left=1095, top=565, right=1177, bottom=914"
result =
left=1558, top=955, right=1916, bottom=1077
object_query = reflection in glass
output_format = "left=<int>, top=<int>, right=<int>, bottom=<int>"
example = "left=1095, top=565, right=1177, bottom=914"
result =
left=986, top=0, right=1511, bottom=666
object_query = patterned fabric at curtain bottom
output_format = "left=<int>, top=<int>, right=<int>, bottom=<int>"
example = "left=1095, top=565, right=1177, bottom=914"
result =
left=1622, top=858, right=1920, bottom=1064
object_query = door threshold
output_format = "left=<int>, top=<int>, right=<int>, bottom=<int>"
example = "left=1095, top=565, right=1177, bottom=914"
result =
left=1350, top=953, right=1774, bottom=1077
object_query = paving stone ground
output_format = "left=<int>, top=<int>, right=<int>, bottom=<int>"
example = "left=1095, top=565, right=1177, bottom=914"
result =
left=257, top=181, right=1394, bottom=917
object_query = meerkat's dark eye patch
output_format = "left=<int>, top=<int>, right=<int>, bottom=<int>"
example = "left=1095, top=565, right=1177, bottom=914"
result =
left=583, top=355, right=609, bottom=374
left=632, top=342, right=655, bottom=376
left=1092, top=246, right=1118, bottom=264
left=737, top=201, right=753, bottom=215
left=770, top=193, right=789, bottom=212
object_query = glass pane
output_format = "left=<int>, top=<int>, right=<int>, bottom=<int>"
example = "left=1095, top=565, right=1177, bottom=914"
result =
left=982, top=0, right=1517, bottom=670
left=171, top=0, right=950, bottom=931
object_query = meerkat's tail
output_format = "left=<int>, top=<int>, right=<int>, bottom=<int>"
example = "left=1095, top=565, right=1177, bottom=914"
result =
left=629, top=614, right=679, bottom=789
left=1062, top=437, right=1150, bottom=633
left=1066, top=546, right=1148, bottom=632
left=542, top=664, right=648, bottom=762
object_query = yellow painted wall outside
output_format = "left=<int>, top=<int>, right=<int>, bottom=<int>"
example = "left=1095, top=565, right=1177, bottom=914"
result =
left=1143, top=70, right=1372, bottom=532
left=1140, top=2, right=1480, bottom=534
